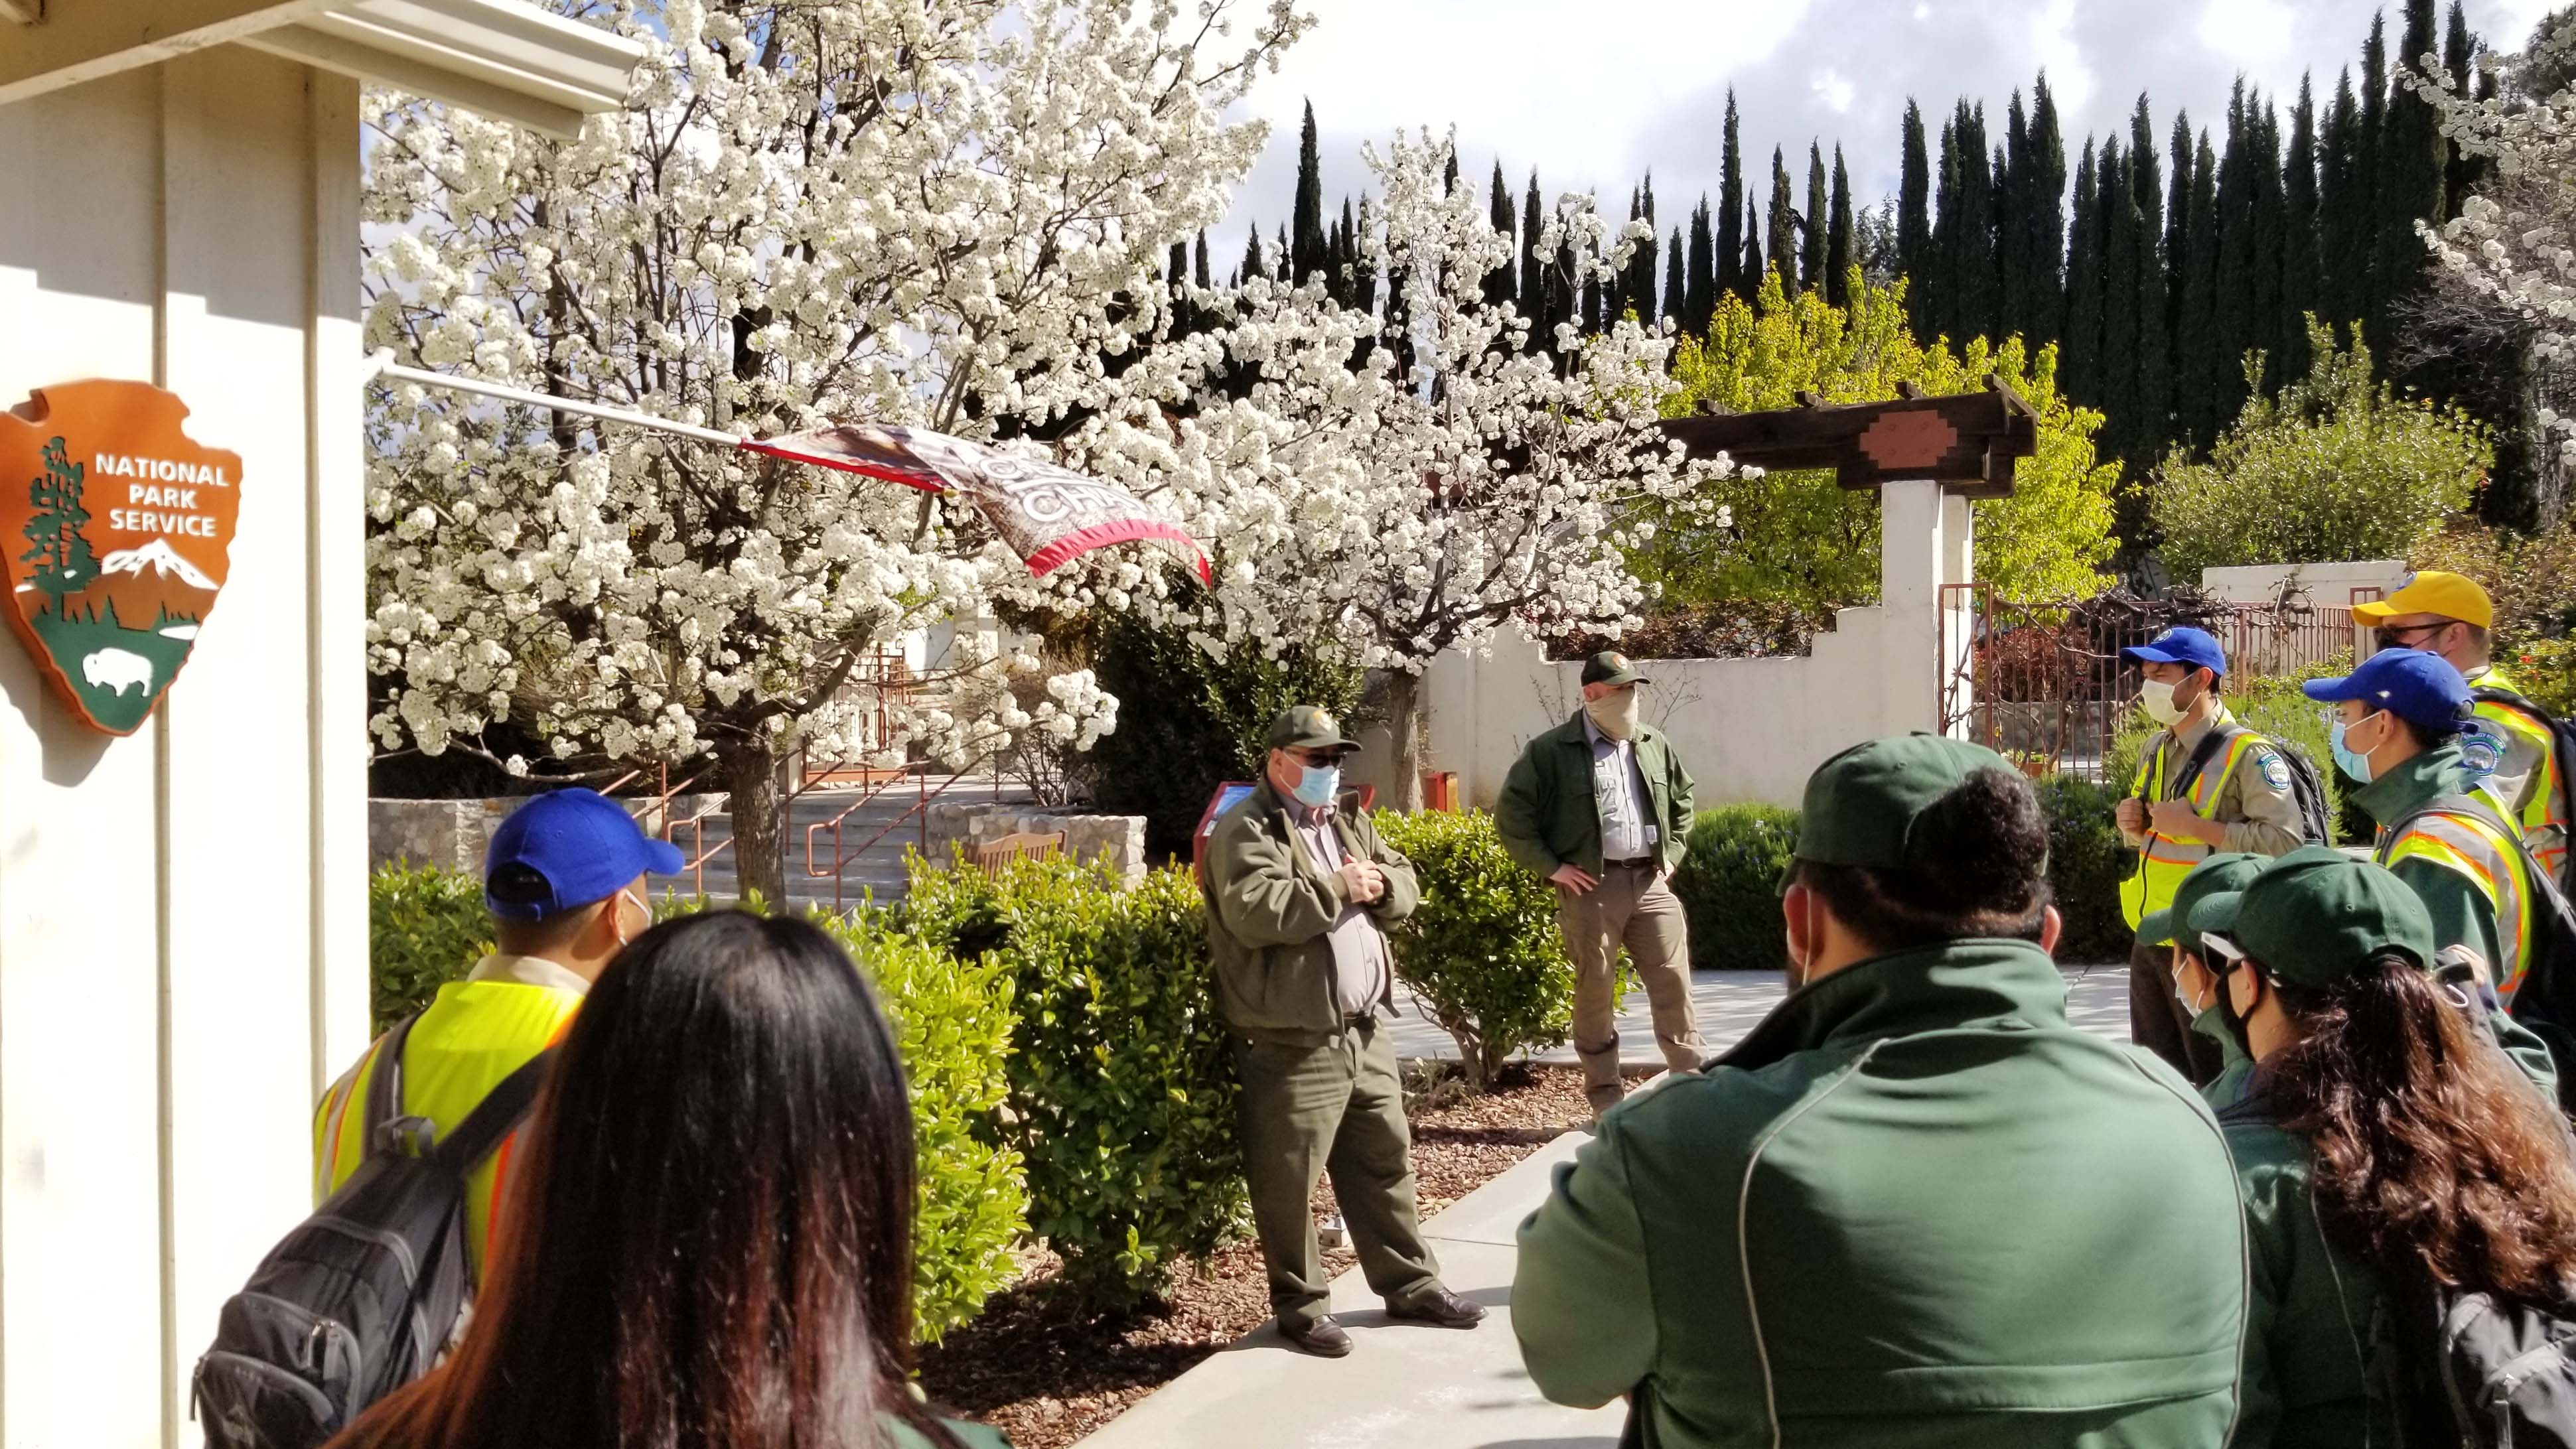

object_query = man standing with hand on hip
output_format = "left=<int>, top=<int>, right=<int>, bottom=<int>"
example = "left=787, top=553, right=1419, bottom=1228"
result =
left=1497, top=651, right=1703, bottom=1119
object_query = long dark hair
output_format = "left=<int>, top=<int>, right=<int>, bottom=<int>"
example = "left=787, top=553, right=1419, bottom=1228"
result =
left=2270, top=955, right=2576, bottom=1301
left=331, top=912, right=957, bottom=1449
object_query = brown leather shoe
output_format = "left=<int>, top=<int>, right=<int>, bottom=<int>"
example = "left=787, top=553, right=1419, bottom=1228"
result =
left=1388, top=1286, right=1487, bottom=1329
left=1280, top=1314, right=1352, bottom=1357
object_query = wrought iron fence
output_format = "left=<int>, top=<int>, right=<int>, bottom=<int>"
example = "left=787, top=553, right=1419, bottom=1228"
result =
left=1939, top=583, right=2378, bottom=784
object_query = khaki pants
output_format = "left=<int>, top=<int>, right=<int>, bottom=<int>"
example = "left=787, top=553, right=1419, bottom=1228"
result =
left=1233, top=1020, right=1443, bottom=1331
left=1560, top=863, right=1702, bottom=1107
left=2129, top=934, right=2220, bottom=1085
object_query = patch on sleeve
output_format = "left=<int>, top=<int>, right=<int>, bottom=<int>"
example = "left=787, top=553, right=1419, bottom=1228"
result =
left=2459, top=720, right=2506, bottom=781
left=2258, top=752, right=2292, bottom=792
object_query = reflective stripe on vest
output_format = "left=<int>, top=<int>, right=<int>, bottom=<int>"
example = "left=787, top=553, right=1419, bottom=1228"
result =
left=2472, top=691, right=2571, bottom=883
left=2121, top=729, right=2267, bottom=929
left=2379, top=811, right=2538, bottom=1000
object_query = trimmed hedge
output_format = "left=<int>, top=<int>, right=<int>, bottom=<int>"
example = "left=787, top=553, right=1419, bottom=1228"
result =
left=1672, top=804, right=1800, bottom=974
left=1373, top=809, right=1574, bottom=1090
left=367, top=871, right=1029, bottom=1343
left=2034, top=776, right=2131, bottom=963
left=900, top=853, right=1247, bottom=1308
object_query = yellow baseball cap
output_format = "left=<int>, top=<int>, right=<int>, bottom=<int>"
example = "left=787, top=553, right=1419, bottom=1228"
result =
left=2350, top=570, right=2493, bottom=629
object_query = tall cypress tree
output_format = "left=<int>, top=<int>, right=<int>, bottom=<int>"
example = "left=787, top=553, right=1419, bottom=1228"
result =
left=1664, top=226, right=1686, bottom=330
left=2129, top=96, right=2171, bottom=458
left=1486, top=162, right=1517, bottom=310
left=2179, top=130, right=2224, bottom=449
left=2001, top=91, right=2031, bottom=334
left=1275, top=223, right=1290, bottom=283
left=2214, top=83, right=2260, bottom=420
left=2062, top=138, right=2103, bottom=401
left=1766, top=147, right=1798, bottom=293
left=2164, top=113, right=2194, bottom=340
left=1685, top=196, right=1716, bottom=334
left=1631, top=172, right=1660, bottom=319
left=1239, top=222, right=1263, bottom=288
left=2024, top=76, right=2068, bottom=345
left=1291, top=100, right=1326, bottom=283
left=1802, top=144, right=1829, bottom=295
left=1354, top=196, right=1378, bottom=312
left=1742, top=198, right=1765, bottom=301
left=2321, top=69, right=2368, bottom=334
left=1900, top=100, right=1934, bottom=335
left=2443, top=1, right=2479, bottom=216
left=1928, top=112, right=1962, bottom=339
left=2374, top=0, right=2445, bottom=350
left=1827, top=145, right=1856, bottom=307
left=1956, top=102, right=1999, bottom=342
left=2098, top=135, right=2140, bottom=459
left=1521, top=171, right=1545, bottom=351
left=1718, top=92, right=1747, bottom=300
left=1194, top=229, right=1211, bottom=291
left=2359, top=12, right=2389, bottom=331
left=2283, top=76, right=2323, bottom=381
left=2248, top=96, right=2290, bottom=377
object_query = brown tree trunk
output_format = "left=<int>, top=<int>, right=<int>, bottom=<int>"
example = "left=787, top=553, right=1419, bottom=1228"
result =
left=721, top=735, right=788, bottom=908
left=1383, top=669, right=1426, bottom=813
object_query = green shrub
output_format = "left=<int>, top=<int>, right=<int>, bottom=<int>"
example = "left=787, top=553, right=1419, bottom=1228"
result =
left=368, top=862, right=491, bottom=1031
left=2035, top=777, right=2131, bottom=963
left=2515, top=636, right=2576, bottom=719
left=1372, top=809, right=1575, bottom=1091
left=902, top=853, right=1247, bottom=1308
left=809, top=909, right=1029, bottom=1343
left=1673, top=804, right=1800, bottom=974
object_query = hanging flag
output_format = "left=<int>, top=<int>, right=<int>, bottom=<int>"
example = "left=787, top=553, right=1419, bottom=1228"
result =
left=744, top=423, right=1210, bottom=584
left=370, top=360, right=1210, bottom=585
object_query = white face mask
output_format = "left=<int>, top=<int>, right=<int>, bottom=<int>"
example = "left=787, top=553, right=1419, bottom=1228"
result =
left=1587, top=687, right=1640, bottom=740
left=610, top=886, right=647, bottom=949
left=2140, top=677, right=2196, bottom=726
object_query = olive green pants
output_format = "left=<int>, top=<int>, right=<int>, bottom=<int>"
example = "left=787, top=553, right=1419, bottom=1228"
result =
left=1233, top=1020, right=1442, bottom=1331
left=1560, top=864, right=1703, bottom=1105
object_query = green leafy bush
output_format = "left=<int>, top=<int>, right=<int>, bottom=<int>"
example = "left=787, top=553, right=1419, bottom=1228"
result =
left=368, top=862, right=491, bottom=1030
left=902, top=853, right=1246, bottom=1308
left=810, top=909, right=1029, bottom=1343
left=2035, top=777, right=2131, bottom=963
left=1672, top=804, right=1800, bottom=974
left=1372, top=809, right=1575, bottom=1091
left=2517, top=637, right=2576, bottom=718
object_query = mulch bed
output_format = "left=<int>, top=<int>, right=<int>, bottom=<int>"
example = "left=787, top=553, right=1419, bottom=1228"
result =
left=918, top=1060, right=1642, bottom=1449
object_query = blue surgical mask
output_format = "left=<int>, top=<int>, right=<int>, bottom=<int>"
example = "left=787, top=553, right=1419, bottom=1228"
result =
left=2329, top=717, right=2375, bottom=784
left=1290, top=762, right=1341, bottom=809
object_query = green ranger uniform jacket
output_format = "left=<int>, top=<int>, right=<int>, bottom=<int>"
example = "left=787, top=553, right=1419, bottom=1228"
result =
left=2352, top=740, right=2561, bottom=1100
left=1514, top=939, right=2249, bottom=1448
left=2216, top=1085, right=2386, bottom=1449
left=1202, top=779, right=1420, bottom=1044
left=1496, top=713, right=1695, bottom=878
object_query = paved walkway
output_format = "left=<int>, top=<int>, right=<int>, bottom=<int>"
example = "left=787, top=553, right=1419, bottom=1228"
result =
left=1078, top=965, right=2137, bottom=1448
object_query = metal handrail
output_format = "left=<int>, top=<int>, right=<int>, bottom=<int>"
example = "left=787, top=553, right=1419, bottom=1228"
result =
left=802, top=754, right=999, bottom=911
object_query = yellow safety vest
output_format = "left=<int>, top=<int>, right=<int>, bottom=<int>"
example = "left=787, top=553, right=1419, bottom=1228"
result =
left=2472, top=667, right=2570, bottom=884
left=2379, top=807, right=2540, bottom=1002
left=2121, top=727, right=2269, bottom=929
left=310, top=974, right=583, bottom=1282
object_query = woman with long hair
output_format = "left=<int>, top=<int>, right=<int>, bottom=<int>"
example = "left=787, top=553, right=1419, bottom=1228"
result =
left=330, top=911, right=1005, bottom=1449
left=2195, top=847, right=2576, bottom=1446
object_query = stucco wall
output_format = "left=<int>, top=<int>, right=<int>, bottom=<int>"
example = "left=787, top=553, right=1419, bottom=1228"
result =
left=0, top=52, right=366, bottom=1448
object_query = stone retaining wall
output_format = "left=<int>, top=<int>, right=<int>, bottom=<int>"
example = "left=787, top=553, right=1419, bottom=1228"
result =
left=370, top=793, right=727, bottom=874
left=924, top=801, right=1148, bottom=886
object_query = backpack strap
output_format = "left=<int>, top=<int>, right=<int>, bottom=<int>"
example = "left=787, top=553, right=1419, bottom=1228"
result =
left=431, top=1048, right=555, bottom=1176
left=2169, top=724, right=2246, bottom=801
left=360, top=1014, right=422, bottom=1160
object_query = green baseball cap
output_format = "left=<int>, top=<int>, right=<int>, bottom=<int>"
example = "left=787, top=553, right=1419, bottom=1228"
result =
left=1267, top=704, right=1358, bottom=754
left=2138, top=852, right=2267, bottom=950
left=2190, top=846, right=2437, bottom=989
left=1792, top=732, right=2023, bottom=874
left=1581, top=650, right=1648, bottom=688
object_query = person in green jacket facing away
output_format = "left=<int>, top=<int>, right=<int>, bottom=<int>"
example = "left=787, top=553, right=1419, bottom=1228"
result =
left=1515, top=733, right=2250, bottom=1447
left=1496, top=651, right=1703, bottom=1118
left=2189, top=848, right=2576, bottom=1448
left=1201, top=706, right=1486, bottom=1358
left=2139, top=852, right=2268, bottom=1111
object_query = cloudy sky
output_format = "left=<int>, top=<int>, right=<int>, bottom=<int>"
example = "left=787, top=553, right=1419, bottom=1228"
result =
left=1216, top=0, right=2563, bottom=265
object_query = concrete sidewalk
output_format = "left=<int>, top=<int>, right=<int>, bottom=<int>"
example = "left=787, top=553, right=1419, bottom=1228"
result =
left=1075, top=1127, right=1622, bottom=1449
left=1076, top=965, right=2138, bottom=1448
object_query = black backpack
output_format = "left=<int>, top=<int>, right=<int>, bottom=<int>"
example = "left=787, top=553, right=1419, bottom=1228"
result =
left=2473, top=683, right=2576, bottom=895
left=191, top=1016, right=553, bottom=1449
left=2173, top=724, right=2332, bottom=845
left=2372, top=1269, right=2576, bottom=1447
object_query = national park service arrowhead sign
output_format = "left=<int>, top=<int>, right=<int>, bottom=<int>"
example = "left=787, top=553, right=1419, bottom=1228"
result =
left=0, top=380, right=240, bottom=735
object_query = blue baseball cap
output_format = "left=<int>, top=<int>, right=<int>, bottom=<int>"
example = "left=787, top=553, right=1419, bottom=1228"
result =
left=2121, top=626, right=2227, bottom=679
left=2300, top=648, right=2474, bottom=734
left=482, top=788, right=685, bottom=921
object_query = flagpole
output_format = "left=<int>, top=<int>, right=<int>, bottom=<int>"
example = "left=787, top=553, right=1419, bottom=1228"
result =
left=369, top=356, right=749, bottom=450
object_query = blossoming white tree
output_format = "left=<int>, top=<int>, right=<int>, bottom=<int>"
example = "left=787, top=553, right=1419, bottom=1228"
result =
left=362, top=0, right=1301, bottom=899
left=1043, top=133, right=1731, bottom=807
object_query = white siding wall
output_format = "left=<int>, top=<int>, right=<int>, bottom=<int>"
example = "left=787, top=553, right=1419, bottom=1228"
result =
left=0, top=50, right=367, bottom=1449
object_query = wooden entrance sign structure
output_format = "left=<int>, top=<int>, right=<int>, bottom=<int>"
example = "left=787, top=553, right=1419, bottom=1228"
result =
left=1654, top=375, right=2039, bottom=495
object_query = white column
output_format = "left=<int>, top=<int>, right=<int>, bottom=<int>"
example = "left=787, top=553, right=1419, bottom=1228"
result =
left=0, top=48, right=364, bottom=1449
left=1938, top=489, right=1975, bottom=739
left=1877, top=478, right=1948, bottom=736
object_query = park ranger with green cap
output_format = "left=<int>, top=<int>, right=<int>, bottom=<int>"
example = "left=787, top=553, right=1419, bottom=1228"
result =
left=1514, top=732, right=2248, bottom=1446
left=1202, top=705, right=1485, bottom=1359
left=1496, top=649, right=1703, bottom=1118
